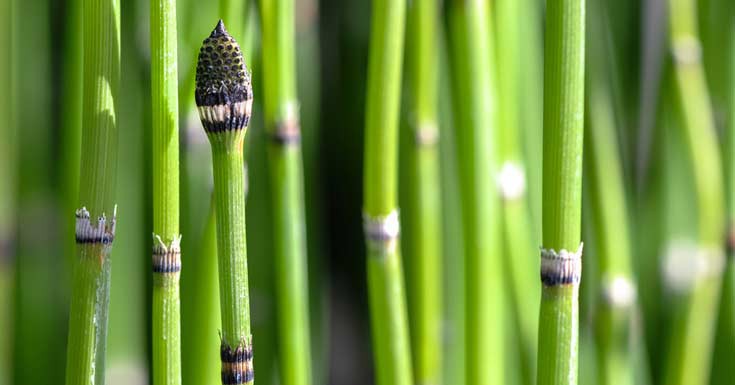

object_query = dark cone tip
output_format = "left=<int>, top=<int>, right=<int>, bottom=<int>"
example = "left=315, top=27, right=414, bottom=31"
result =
left=212, top=19, right=227, bottom=37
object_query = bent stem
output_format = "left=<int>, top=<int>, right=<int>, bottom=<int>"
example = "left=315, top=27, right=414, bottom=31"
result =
left=362, top=0, right=412, bottom=384
left=64, top=0, right=121, bottom=382
left=151, top=0, right=182, bottom=381
left=537, top=0, right=585, bottom=384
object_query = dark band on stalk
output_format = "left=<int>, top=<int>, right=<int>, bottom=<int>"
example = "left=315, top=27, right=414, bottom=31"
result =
left=75, top=206, right=117, bottom=245
left=221, top=340, right=254, bottom=384
left=540, top=243, right=583, bottom=286
left=152, top=235, right=182, bottom=273
left=270, top=118, right=301, bottom=145
left=195, top=20, right=253, bottom=134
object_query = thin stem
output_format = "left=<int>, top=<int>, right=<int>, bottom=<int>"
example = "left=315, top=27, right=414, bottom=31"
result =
left=494, top=0, right=540, bottom=381
left=537, top=0, right=585, bottom=384
left=151, top=0, right=182, bottom=381
left=259, top=0, right=313, bottom=383
left=64, top=0, right=120, bottom=382
left=585, top=2, right=637, bottom=383
left=362, top=0, right=412, bottom=384
left=663, top=0, right=726, bottom=384
left=181, top=199, right=221, bottom=384
left=195, top=21, right=255, bottom=384
left=447, top=1, right=504, bottom=383
left=405, top=0, right=442, bottom=383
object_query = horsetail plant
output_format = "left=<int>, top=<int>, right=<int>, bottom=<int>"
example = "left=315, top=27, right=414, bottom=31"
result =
left=447, top=1, right=504, bottom=383
left=663, top=0, right=726, bottom=384
left=362, top=0, right=412, bottom=384
left=151, top=0, right=182, bottom=381
left=64, top=0, right=121, bottom=382
left=405, top=0, right=442, bottom=383
left=586, top=2, right=637, bottom=383
left=536, top=0, right=585, bottom=384
left=195, top=20, right=255, bottom=384
left=259, top=0, right=313, bottom=383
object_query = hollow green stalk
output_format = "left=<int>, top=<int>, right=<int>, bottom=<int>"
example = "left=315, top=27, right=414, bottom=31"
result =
left=182, top=198, right=221, bottom=384
left=447, top=1, right=503, bottom=384
left=0, top=0, right=15, bottom=382
left=151, top=0, right=182, bottom=382
left=494, top=0, right=540, bottom=381
left=404, top=0, right=442, bottom=383
left=64, top=0, right=121, bottom=382
left=195, top=21, right=254, bottom=384
left=585, top=3, right=637, bottom=383
left=662, top=1, right=726, bottom=384
left=536, top=0, right=585, bottom=384
left=259, top=0, right=313, bottom=383
left=362, top=0, right=411, bottom=384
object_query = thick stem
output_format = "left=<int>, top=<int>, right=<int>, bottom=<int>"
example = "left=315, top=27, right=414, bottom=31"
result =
left=64, top=0, right=120, bottom=381
left=405, top=0, right=442, bottom=383
left=447, top=1, right=504, bottom=383
left=151, top=0, right=182, bottom=382
left=363, top=0, right=412, bottom=384
left=537, top=0, right=585, bottom=383
left=259, top=0, right=313, bottom=383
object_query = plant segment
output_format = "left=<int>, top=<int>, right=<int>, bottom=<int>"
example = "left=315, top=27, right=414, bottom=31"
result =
left=405, top=0, right=442, bottom=383
left=64, top=0, right=121, bottom=382
left=663, top=1, right=726, bottom=384
left=447, top=1, right=504, bottom=383
left=586, top=2, right=637, bottom=384
left=259, top=0, right=312, bottom=383
left=195, top=20, right=255, bottom=385
left=536, top=0, right=585, bottom=384
left=151, top=0, right=182, bottom=382
left=362, top=0, right=412, bottom=384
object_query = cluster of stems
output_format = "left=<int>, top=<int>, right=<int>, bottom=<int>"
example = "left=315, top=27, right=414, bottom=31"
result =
left=151, top=0, right=182, bottom=382
left=259, top=0, right=313, bottom=383
left=663, top=1, right=726, bottom=384
left=447, top=1, right=504, bottom=384
left=362, top=0, right=412, bottom=384
left=537, top=0, right=585, bottom=384
left=64, top=0, right=121, bottom=382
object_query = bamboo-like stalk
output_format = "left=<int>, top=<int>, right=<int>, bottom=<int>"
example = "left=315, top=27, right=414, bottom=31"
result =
left=404, top=0, right=442, bottom=383
left=662, top=1, right=726, bottom=384
left=182, top=198, right=221, bottom=384
left=447, top=1, right=503, bottom=383
left=536, top=0, right=585, bottom=384
left=64, top=0, right=121, bottom=382
left=585, top=3, right=637, bottom=383
left=362, top=0, right=411, bottom=384
left=195, top=20, right=255, bottom=385
left=494, top=0, right=540, bottom=381
left=259, top=0, right=313, bottom=383
left=151, top=0, right=182, bottom=382
left=0, top=0, right=15, bottom=381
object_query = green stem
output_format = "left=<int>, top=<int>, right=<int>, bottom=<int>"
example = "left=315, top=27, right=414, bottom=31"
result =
left=663, top=1, right=726, bottom=384
left=585, top=3, right=637, bottom=383
left=405, top=0, right=442, bottom=384
left=259, top=0, right=313, bottom=383
left=494, top=0, right=540, bottom=381
left=537, top=0, right=585, bottom=384
left=181, top=198, right=221, bottom=384
left=220, top=0, right=247, bottom=39
left=363, top=0, right=411, bottom=384
left=64, top=0, right=120, bottom=382
left=447, top=1, right=504, bottom=383
left=151, top=0, right=182, bottom=381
